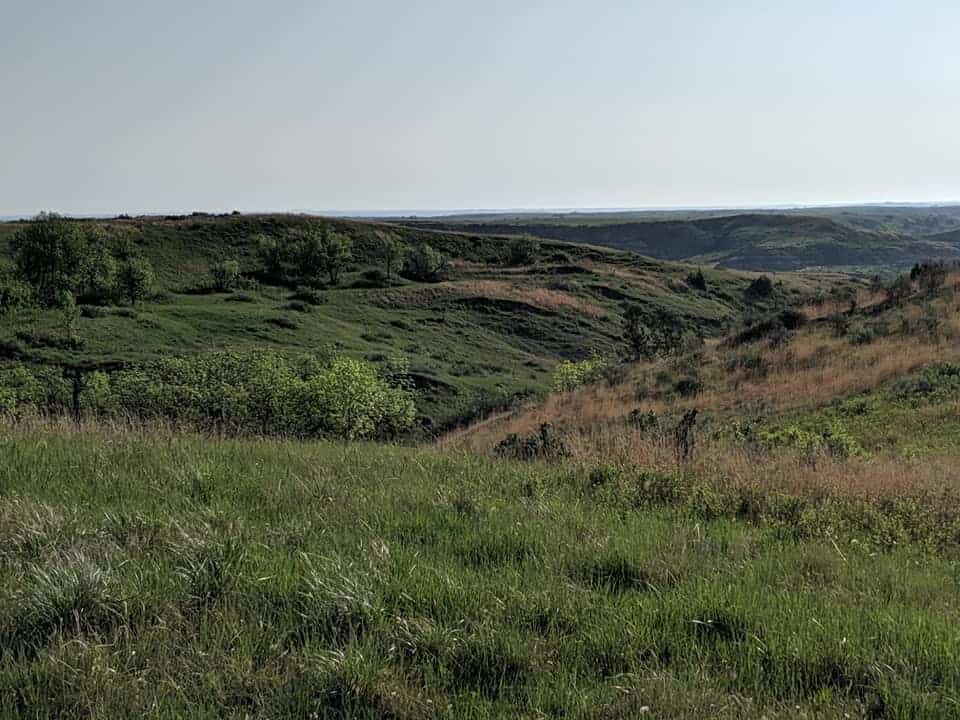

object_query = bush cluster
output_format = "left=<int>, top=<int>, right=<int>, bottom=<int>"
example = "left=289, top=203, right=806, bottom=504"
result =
left=550, top=357, right=608, bottom=392
left=9, top=213, right=155, bottom=307
left=0, top=353, right=416, bottom=440
left=256, top=227, right=353, bottom=287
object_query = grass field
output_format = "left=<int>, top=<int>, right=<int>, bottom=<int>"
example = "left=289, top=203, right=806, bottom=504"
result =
left=0, top=214, right=831, bottom=432
left=1, top=429, right=958, bottom=719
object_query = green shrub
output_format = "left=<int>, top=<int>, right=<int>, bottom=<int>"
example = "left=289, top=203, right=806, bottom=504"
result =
left=88, top=352, right=415, bottom=440
left=210, top=260, right=242, bottom=292
left=506, top=236, right=539, bottom=266
left=402, top=245, right=449, bottom=283
left=551, top=357, right=608, bottom=392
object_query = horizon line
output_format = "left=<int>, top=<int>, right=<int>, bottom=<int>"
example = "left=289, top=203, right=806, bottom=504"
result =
left=4, top=199, right=960, bottom=221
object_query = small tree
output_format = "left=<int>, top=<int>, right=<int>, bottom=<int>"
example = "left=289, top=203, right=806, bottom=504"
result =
left=211, top=259, right=242, bottom=292
left=256, top=234, right=287, bottom=282
left=77, top=242, right=119, bottom=304
left=297, top=227, right=353, bottom=286
left=745, top=275, right=774, bottom=300
left=402, top=244, right=449, bottom=282
left=11, top=213, right=88, bottom=306
left=374, top=231, right=404, bottom=281
left=686, top=268, right=707, bottom=291
left=623, top=305, right=683, bottom=360
left=506, top=236, right=539, bottom=266
left=117, top=256, right=155, bottom=305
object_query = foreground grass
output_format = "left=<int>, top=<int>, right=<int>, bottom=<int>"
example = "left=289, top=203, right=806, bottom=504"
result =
left=1, top=432, right=958, bottom=718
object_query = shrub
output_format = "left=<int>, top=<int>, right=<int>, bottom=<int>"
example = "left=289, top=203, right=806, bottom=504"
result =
left=673, top=375, right=703, bottom=397
left=402, top=245, right=449, bottom=283
left=297, top=227, right=353, bottom=286
left=686, top=269, right=707, bottom=291
left=0, top=274, right=33, bottom=313
left=10, top=213, right=88, bottom=306
left=372, top=231, right=404, bottom=281
left=623, top=305, right=683, bottom=360
left=759, top=420, right=864, bottom=462
left=297, top=357, right=416, bottom=439
left=93, top=352, right=415, bottom=440
left=745, top=275, right=774, bottom=300
left=358, top=268, right=389, bottom=288
left=551, top=357, right=607, bottom=392
left=210, top=260, right=242, bottom=292
left=495, top=423, right=568, bottom=461
left=116, top=256, right=155, bottom=305
left=506, top=236, right=539, bottom=266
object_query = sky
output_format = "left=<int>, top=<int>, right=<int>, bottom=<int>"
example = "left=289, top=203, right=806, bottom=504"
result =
left=2, top=0, right=960, bottom=216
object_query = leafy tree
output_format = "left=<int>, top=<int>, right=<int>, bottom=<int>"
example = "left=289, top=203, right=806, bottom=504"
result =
left=77, top=241, right=119, bottom=304
left=211, top=259, right=242, bottom=292
left=374, top=231, right=404, bottom=281
left=506, top=236, right=539, bottom=266
left=623, top=305, right=683, bottom=360
left=297, top=227, right=353, bottom=286
left=11, top=213, right=88, bottom=305
left=686, top=268, right=707, bottom=291
left=745, top=275, right=774, bottom=300
left=117, top=256, right=155, bottom=305
left=256, top=234, right=287, bottom=281
left=0, top=272, right=33, bottom=313
left=402, top=244, right=449, bottom=283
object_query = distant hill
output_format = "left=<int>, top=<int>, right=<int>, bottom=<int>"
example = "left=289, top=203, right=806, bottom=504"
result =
left=392, top=208, right=960, bottom=272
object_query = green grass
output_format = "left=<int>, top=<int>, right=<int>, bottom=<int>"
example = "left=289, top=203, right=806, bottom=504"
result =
left=0, top=214, right=807, bottom=431
left=1, top=431, right=958, bottom=718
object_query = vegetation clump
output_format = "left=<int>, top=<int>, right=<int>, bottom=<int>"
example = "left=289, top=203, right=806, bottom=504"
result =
left=550, top=357, right=608, bottom=392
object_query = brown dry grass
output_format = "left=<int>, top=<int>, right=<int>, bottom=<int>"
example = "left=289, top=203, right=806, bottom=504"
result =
left=441, top=292, right=960, bottom=456
left=378, top=279, right=607, bottom=317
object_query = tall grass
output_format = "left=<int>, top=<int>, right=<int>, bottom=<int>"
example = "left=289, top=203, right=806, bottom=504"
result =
left=0, top=430, right=958, bottom=718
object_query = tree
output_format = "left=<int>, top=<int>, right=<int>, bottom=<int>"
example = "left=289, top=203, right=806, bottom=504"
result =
left=11, top=213, right=88, bottom=306
left=374, top=231, right=404, bottom=281
left=686, top=268, right=707, bottom=291
left=211, top=259, right=242, bottom=292
left=77, top=241, right=119, bottom=304
left=745, top=275, right=774, bottom=300
left=117, top=256, right=155, bottom=305
left=622, top=305, right=683, bottom=360
left=402, top=244, right=449, bottom=282
left=506, top=235, right=539, bottom=266
left=297, top=227, right=352, bottom=286
left=256, top=234, right=287, bottom=281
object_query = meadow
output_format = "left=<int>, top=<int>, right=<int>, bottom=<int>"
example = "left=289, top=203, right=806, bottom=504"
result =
left=2, top=214, right=960, bottom=717
left=1, top=428, right=958, bottom=719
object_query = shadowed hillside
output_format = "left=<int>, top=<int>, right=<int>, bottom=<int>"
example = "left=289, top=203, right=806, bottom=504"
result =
left=395, top=210, right=960, bottom=272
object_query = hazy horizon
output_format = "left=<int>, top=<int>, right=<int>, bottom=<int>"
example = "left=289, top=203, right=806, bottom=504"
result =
left=4, top=2, right=960, bottom=215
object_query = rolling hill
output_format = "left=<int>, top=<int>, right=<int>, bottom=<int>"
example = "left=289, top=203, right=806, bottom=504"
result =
left=0, top=213, right=832, bottom=433
left=393, top=209, right=960, bottom=273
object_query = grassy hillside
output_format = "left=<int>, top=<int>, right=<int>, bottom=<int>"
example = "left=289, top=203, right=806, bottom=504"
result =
left=1, top=428, right=958, bottom=719
left=0, top=214, right=830, bottom=432
left=445, top=268, right=960, bottom=496
left=396, top=212, right=960, bottom=273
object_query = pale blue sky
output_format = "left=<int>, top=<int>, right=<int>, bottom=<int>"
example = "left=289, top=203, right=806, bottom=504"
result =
left=2, top=1, right=959, bottom=215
